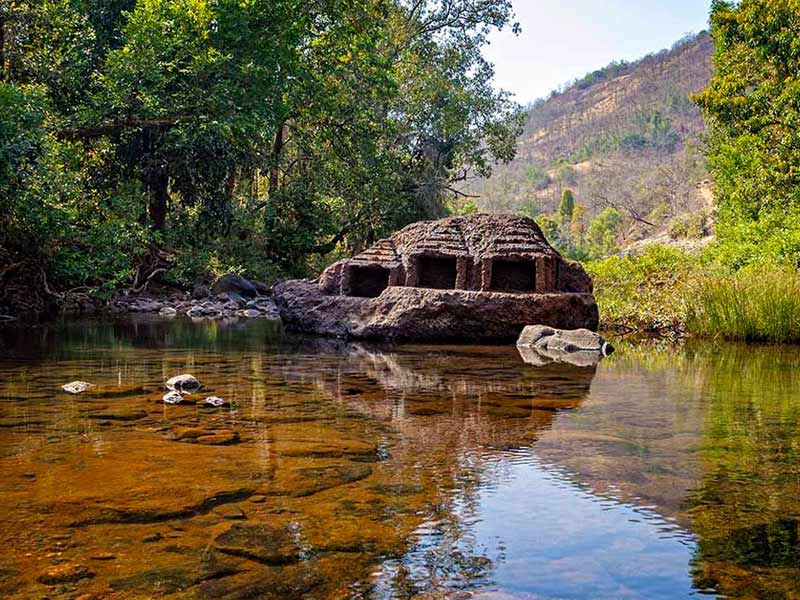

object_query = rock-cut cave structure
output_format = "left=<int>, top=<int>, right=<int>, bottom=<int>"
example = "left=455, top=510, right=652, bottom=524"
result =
left=272, top=214, right=599, bottom=342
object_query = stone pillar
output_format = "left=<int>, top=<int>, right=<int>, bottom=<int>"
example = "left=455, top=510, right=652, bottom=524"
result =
left=405, top=256, right=420, bottom=287
left=341, top=264, right=354, bottom=296
left=535, top=255, right=556, bottom=292
left=389, top=265, right=405, bottom=287
left=455, top=257, right=470, bottom=289
left=480, top=257, right=493, bottom=291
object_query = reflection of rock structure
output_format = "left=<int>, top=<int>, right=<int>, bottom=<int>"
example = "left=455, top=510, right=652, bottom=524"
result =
left=285, top=342, right=597, bottom=456
left=518, top=345, right=606, bottom=367
left=278, top=343, right=599, bottom=594
left=273, top=214, right=598, bottom=341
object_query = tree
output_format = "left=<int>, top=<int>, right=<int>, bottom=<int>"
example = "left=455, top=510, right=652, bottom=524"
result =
left=570, top=204, right=589, bottom=244
left=559, top=188, right=575, bottom=224
left=264, top=0, right=525, bottom=265
left=694, top=0, right=800, bottom=265
left=1, top=0, right=525, bottom=314
left=535, top=214, right=562, bottom=249
left=587, top=207, right=622, bottom=259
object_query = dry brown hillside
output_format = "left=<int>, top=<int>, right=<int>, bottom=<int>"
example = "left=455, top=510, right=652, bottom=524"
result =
left=468, top=32, right=714, bottom=243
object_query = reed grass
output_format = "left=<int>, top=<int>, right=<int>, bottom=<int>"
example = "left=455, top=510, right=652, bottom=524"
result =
left=686, top=269, right=800, bottom=343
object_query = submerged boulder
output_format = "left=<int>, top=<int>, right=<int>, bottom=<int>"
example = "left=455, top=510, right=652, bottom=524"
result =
left=162, top=391, right=185, bottom=405
left=273, top=214, right=598, bottom=342
left=201, top=396, right=228, bottom=408
left=37, top=564, right=95, bottom=585
left=517, top=325, right=614, bottom=367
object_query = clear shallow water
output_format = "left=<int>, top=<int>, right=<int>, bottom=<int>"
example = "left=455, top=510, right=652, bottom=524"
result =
left=0, top=317, right=799, bottom=599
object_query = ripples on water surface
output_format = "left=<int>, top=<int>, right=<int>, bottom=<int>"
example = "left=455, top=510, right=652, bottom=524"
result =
left=1, top=317, right=799, bottom=599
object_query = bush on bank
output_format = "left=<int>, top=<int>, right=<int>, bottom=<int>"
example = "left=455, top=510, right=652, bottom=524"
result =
left=588, top=244, right=800, bottom=344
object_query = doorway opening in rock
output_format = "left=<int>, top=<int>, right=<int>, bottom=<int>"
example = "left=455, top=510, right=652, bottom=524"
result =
left=491, top=259, right=536, bottom=292
left=349, top=265, right=391, bottom=298
left=418, top=256, right=458, bottom=289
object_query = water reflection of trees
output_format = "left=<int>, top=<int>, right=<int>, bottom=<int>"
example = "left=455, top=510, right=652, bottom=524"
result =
left=0, top=315, right=285, bottom=359
left=683, top=344, right=800, bottom=599
left=560, top=342, right=800, bottom=599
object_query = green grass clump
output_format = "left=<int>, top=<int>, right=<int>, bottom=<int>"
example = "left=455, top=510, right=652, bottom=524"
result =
left=686, top=269, right=800, bottom=343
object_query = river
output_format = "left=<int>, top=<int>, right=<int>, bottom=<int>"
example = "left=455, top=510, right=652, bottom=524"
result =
left=1, top=317, right=798, bottom=599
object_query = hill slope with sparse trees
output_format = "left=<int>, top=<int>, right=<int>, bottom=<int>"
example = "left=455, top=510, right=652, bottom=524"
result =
left=465, top=31, right=714, bottom=259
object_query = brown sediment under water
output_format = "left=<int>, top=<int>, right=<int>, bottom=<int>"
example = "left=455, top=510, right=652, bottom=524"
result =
left=1, top=318, right=800, bottom=599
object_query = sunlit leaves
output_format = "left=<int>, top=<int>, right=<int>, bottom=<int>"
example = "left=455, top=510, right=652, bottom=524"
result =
left=695, top=0, right=800, bottom=266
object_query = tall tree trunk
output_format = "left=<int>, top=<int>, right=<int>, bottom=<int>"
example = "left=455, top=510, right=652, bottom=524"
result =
left=268, top=122, right=285, bottom=195
left=147, top=170, right=168, bottom=232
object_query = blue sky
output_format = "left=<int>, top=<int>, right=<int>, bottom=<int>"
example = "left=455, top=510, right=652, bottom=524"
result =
left=484, top=0, right=712, bottom=104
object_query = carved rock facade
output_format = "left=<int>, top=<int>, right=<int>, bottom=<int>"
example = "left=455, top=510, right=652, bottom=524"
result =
left=273, top=214, right=599, bottom=342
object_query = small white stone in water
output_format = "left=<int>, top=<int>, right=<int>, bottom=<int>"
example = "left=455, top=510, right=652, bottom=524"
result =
left=165, top=374, right=202, bottom=393
left=202, top=396, right=226, bottom=407
left=62, top=381, right=95, bottom=394
left=162, top=391, right=184, bottom=405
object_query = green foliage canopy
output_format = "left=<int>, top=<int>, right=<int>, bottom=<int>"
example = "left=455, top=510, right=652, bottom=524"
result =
left=0, top=0, right=524, bottom=309
left=695, top=0, right=800, bottom=266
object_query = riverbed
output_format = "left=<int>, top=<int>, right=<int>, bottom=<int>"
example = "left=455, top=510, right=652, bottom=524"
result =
left=1, top=317, right=798, bottom=599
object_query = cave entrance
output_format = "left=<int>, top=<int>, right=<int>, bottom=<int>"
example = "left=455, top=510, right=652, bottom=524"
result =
left=418, top=256, right=458, bottom=289
left=490, top=258, right=536, bottom=292
left=349, top=265, right=390, bottom=298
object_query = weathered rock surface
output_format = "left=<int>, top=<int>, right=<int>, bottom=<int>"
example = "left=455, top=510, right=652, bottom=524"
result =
left=191, top=284, right=210, bottom=299
left=195, top=431, right=240, bottom=445
left=162, top=391, right=186, bottom=405
left=37, top=564, right=95, bottom=585
left=201, top=396, right=228, bottom=408
left=273, top=214, right=598, bottom=342
left=274, top=282, right=598, bottom=342
left=86, top=408, right=149, bottom=421
left=108, top=293, right=280, bottom=321
left=82, top=384, right=146, bottom=399
left=517, top=325, right=614, bottom=366
left=62, top=381, right=95, bottom=394
left=517, top=325, right=613, bottom=354
left=214, top=523, right=303, bottom=565
left=211, top=274, right=258, bottom=299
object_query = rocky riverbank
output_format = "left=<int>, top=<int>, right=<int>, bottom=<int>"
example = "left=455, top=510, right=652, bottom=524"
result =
left=107, top=292, right=280, bottom=320
left=0, top=273, right=282, bottom=323
left=107, top=274, right=280, bottom=321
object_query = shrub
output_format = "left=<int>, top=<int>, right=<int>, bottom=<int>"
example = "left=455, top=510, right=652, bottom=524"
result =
left=586, top=207, right=622, bottom=259
left=587, top=244, right=695, bottom=333
left=669, top=211, right=711, bottom=240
